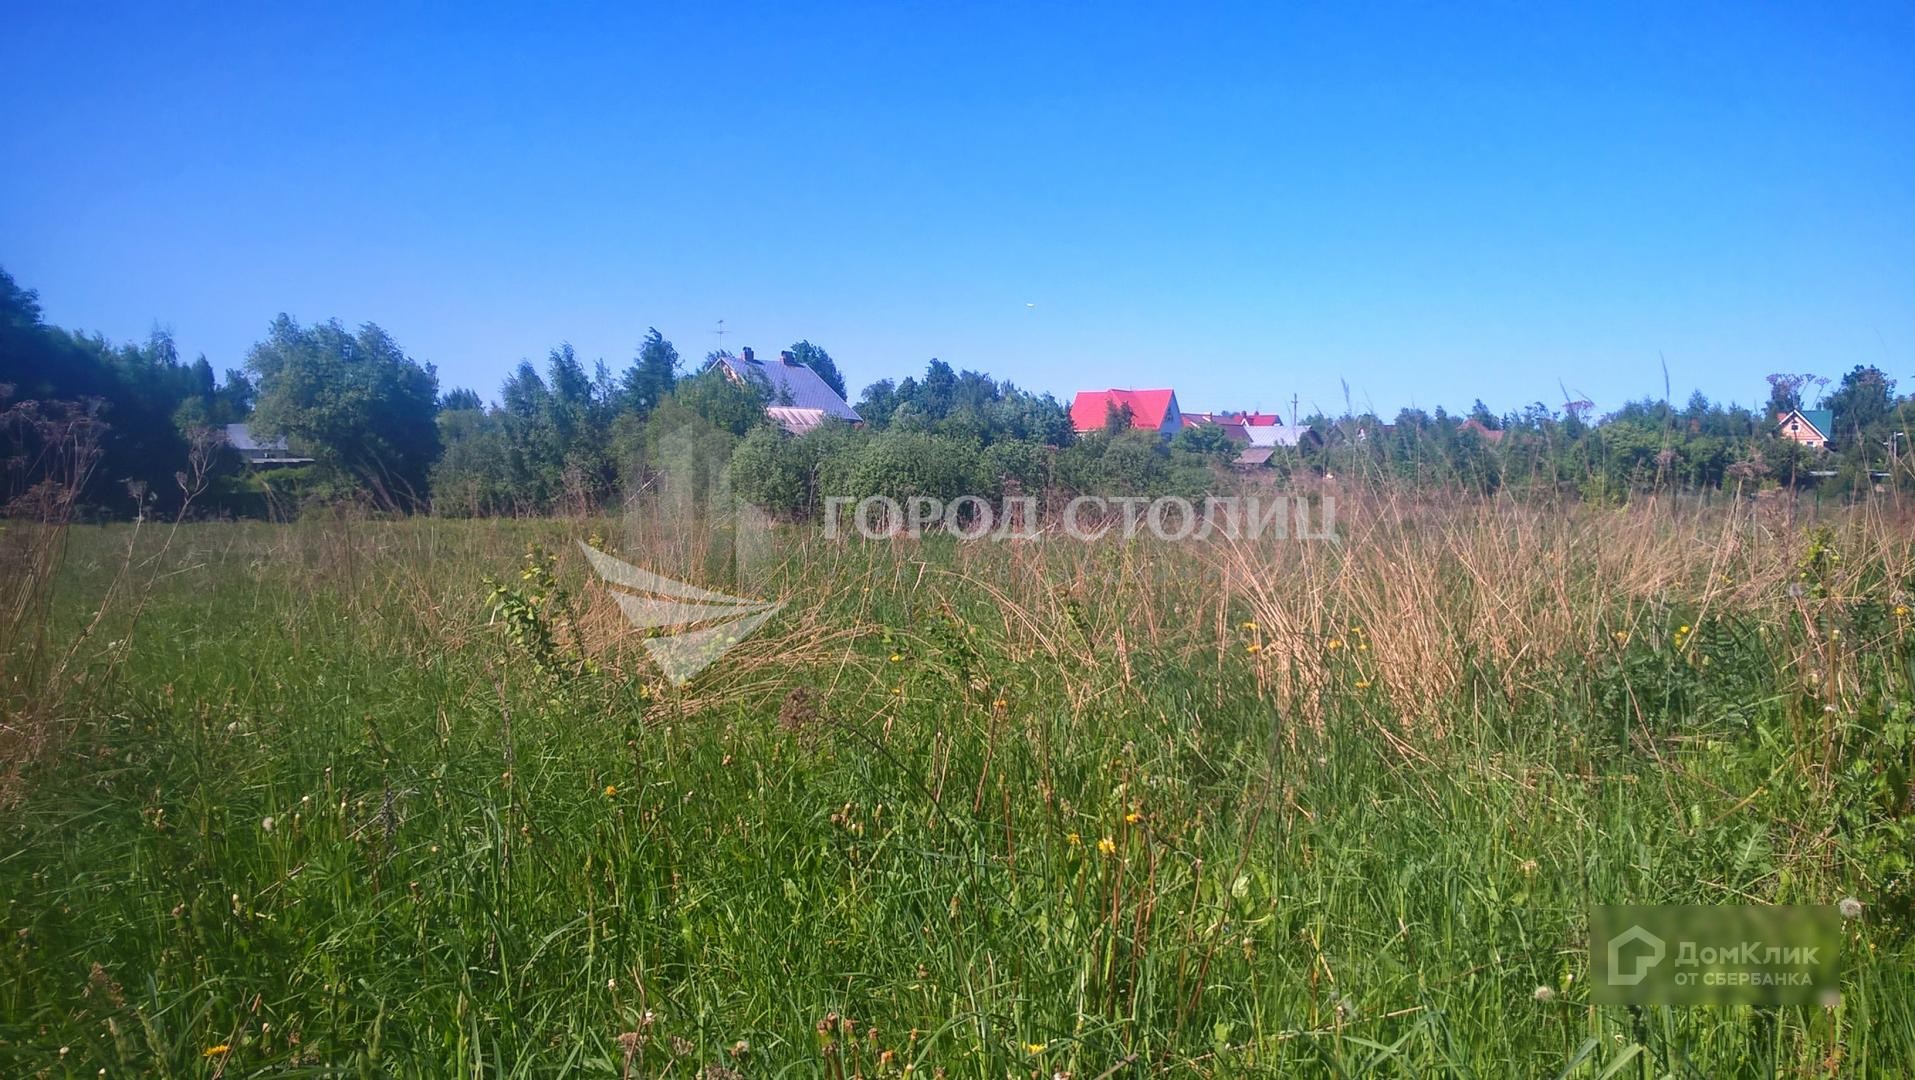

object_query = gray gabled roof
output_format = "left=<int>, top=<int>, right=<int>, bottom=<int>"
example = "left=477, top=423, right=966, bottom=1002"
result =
left=711, top=351, right=860, bottom=422
left=223, top=422, right=314, bottom=465
left=1242, top=423, right=1314, bottom=448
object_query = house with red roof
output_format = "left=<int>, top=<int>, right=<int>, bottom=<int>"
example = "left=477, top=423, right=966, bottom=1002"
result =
left=1070, top=388, right=1182, bottom=436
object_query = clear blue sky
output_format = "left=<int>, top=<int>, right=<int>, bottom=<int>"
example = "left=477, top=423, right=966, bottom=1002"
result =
left=4, top=2, right=1910, bottom=419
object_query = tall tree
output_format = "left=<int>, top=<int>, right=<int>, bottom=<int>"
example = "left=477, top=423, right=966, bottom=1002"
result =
left=620, top=329, right=680, bottom=415
left=440, top=388, right=485, bottom=412
left=857, top=379, right=901, bottom=427
left=668, top=365, right=769, bottom=438
left=785, top=340, right=847, bottom=400
left=246, top=316, right=440, bottom=510
left=1825, top=365, right=1896, bottom=442
left=1765, top=373, right=1824, bottom=418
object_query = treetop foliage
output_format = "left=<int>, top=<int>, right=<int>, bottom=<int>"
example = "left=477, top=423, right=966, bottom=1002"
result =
left=3, top=264, right=1911, bottom=519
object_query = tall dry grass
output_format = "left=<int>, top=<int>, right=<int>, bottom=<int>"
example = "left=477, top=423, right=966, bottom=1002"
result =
left=515, top=489, right=1915, bottom=755
left=1213, top=490, right=1913, bottom=745
left=9, top=490, right=1914, bottom=1073
left=0, top=399, right=109, bottom=799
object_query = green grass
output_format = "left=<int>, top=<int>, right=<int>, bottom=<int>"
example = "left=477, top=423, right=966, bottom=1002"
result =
left=2, top=512, right=1913, bottom=1076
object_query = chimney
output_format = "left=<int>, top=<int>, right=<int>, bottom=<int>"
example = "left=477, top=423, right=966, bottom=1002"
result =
left=779, top=350, right=798, bottom=366
left=740, top=346, right=755, bottom=363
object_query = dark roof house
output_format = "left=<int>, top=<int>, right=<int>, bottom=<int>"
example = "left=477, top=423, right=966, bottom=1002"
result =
left=710, top=347, right=861, bottom=434
left=223, top=423, right=314, bottom=466
left=1180, top=414, right=1251, bottom=443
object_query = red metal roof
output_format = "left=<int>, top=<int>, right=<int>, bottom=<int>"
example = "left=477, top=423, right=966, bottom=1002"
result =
left=1070, top=388, right=1178, bottom=433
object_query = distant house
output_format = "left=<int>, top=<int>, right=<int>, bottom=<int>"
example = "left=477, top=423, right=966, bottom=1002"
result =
left=1775, top=409, right=1833, bottom=450
left=1180, top=414, right=1251, bottom=444
left=710, top=347, right=861, bottom=434
left=1458, top=418, right=1505, bottom=445
left=1172, top=409, right=1323, bottom=460
left=1234, top=446, right=1277, bottom=469
left=223, top=423, right=313, bottom=467
left=1183, top=410, right=1283, bottom=428
left=1070, top=388, right=1182, bottom=436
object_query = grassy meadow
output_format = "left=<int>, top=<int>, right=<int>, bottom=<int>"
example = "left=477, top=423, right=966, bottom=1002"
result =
left=3, top=495, right=1915, bottom=1076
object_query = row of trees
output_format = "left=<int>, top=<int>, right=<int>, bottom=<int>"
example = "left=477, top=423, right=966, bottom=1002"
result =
left=728, top=366, right=1226, bottom=517
left=4, top=265, right=1911, bottom=520
left=3, top=271, right=254, bottom=512
left=1307, top=368, right=1911, bottom=500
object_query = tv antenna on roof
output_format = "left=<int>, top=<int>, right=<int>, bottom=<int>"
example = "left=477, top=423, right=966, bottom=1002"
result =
left=714, top=318, right=728, bottom=351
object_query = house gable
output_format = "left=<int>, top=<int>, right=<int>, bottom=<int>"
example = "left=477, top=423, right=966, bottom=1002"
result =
left=1775, top=408, right=1833, bottom=449
left=1070, top=388, right=1181, bottom=436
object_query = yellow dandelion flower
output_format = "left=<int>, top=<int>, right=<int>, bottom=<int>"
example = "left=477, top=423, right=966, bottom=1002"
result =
left=1327, top=638, right=1343, bottom=650
left=1241, top=620, right=1257, bottom=630
left=1097, top=837, right=1116, bottom=855
left=1245, top=642, right=1261, bottom=654
left=203, top=1044, right=231, bottom=1058
left=1026, top=1042, right=1048, bottom=1055
left=993, top=698, right=1008, bottom=709
left=1066, top=832, right=1082, bottom=846
left=1895, top=604, right=1910, bottom=618
left=1124, top=811, right=1142, bottom=824
left=890, top=653, right=903, bottom=662
left=1612, top=630, right=1630, bottom=645
left=890, top=686, right=903, bottom=695
left=603, top=784, right=617, bottom=797
left=1355, top=680, right=1371, bottom=689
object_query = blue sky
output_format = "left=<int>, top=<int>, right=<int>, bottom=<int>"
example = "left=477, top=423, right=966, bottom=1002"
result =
left=4, top=2, right=1910, bottom=419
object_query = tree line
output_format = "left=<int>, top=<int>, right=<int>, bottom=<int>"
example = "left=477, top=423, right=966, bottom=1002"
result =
left=3, top=266, right=1910, bottom=520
